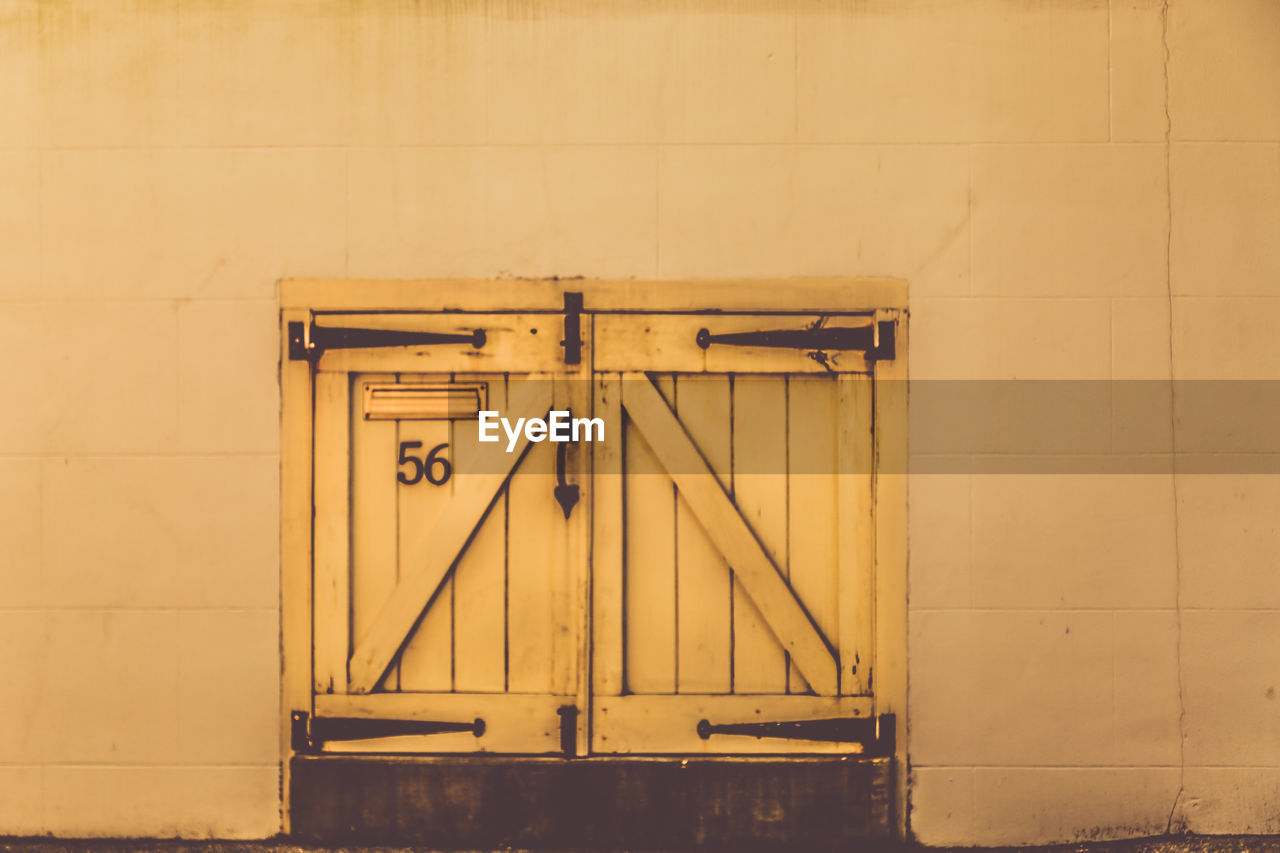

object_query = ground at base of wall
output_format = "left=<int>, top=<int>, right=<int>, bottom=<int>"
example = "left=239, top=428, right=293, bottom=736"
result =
left=3, top=838, right=1280, bottom=853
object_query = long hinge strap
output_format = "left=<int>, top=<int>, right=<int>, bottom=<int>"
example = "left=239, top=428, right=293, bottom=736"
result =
left=696, top=321, right=895, bottom=360
left=291, top=711, right=484, bottom=752
left=696, top=713, right=895, bottom=755
left=288, top=321, right=486, bottom=361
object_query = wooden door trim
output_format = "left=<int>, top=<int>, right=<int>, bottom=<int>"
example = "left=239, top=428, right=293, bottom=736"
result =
left=314, top=693, right=572, bottom=754
left=313, top=372, right=352, bottom=694
left=312, top=313, right=570, bottom=375
left=283, top=277, right=908, bottom=313
left=593, top=694, right=874, bottom=755
left=589, top=368, right=625, bottom=701
left=595, top=314, right=876, bottom=373
left=281, top=306, right=315, bottom=836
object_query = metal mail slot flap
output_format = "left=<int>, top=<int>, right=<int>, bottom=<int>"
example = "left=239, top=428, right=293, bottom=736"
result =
left=362, top=383, right=487, bottom=420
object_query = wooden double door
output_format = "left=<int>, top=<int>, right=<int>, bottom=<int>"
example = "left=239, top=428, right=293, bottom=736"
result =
left=301, top=307, right=890, bottom=757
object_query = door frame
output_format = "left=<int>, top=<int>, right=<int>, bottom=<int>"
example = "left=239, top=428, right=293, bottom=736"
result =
left=279, top=277, right=909, bottom=836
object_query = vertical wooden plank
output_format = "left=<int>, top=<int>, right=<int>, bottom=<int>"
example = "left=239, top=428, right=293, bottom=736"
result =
left=507, top=375, right=559, bottom=694
left=838, top=374, right=875, bottom=695
left=872, top=312, right=909, bottom=837
left=787, top=377, right=840, bottom=694
left=624, top=375, right=677, bottom=694
left=349, top=374, right=400, bottom=690
left=592, top=370, right=625, bottom=700
left=550, top=375, right=588, bottom=698
left=559, top=371, right=595, bottom=754
left=397, top=373, right=454, bottom=692
left=729, top=376, right=789, bottom=694
left=452, top=375, right=508, bottom=693
left=674, top=375, right=732, bottom=694
left=280, top=310, right=313, bottom=833
left=312, top=371, right=351, bottom=694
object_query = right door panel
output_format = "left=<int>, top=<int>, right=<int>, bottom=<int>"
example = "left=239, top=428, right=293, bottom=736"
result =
left=591, top=362, right=876, bottom=754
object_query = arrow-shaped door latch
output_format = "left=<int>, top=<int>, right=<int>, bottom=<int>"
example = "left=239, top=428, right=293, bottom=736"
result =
left=553, top=438, right=579, bottom=520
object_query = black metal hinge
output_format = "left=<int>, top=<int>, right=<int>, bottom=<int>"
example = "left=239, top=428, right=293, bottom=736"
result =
left=695, top=713, right=896, bottom=756
left=695, top=320, right=895, bottom=361
left=291, top=710, right=484, bottom=753
left=288, top=321, right=486, bottom=361
left=561, top=292, right=583, bottom=365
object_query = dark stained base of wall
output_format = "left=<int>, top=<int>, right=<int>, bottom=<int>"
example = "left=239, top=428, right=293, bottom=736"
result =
left=289, top=754, right=894, bottom=849
left=5, top=839, right=1280, bottom=853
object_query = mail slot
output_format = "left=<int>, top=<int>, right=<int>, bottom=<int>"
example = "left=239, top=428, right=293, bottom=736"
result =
left=362, top=382, right=487, bottom=420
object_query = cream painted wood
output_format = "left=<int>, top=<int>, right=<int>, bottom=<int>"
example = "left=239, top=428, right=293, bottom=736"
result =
left=786, top=378, right=840, bottom=694
left=305, top=307, right=594, bottom=752
left=312, top=372, right=350, bottom=695
left=451, top=374, right=508, bottom=694
left=505, top=418, right=562, bottom=696
left=283, top=277, right=909, bottom=313
left=347, top=379, right=553, bottom=693
left=595, top=314, right=876, bottom=374
left=394, top=374, right=455, bottom=692
left=624, top=375, right=678, bottom=694
left=314, top=313, right=572, bottom=375
left=674, top=375, right=734, bottom=694
left=316, top=368, right=589, bottom=753
left=729, top=377, right=790, bottom=695
left=594, top=369, right=878, bottom=753
left=350, top=373, right=401, bottom=691
left=315, top=693, right=568, bottom=753
left=838, top=375, right=875, bottom=696
left=558, top=375, right=595, bottom=755
left=620, top=374, right=840, bottom=697
left=287, top=289, right=903, bottom=770
left=594, top=695, right=874, bottom=755
left=590, top=369, right=625, bottom=699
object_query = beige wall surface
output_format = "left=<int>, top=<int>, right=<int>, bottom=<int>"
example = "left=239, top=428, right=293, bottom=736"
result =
left=0, top=0, right=1277, bottom=843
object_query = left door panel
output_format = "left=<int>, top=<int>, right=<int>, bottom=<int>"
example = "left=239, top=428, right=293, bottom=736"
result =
left=308, top=313, right=589, bottom=754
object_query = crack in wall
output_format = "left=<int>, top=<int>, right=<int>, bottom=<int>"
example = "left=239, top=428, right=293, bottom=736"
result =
left=1160, top=0, right=1187, bottom=836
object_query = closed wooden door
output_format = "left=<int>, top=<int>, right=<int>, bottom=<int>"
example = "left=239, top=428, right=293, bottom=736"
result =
left=591, top=314, right=878, bottom=754
left=303, top=307, right=888, bottom=756
left=308, top=313, right=591, bottom=754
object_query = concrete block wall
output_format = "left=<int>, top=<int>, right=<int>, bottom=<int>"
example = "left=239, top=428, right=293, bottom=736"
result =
left=0, top=0, right=1276, bottom=843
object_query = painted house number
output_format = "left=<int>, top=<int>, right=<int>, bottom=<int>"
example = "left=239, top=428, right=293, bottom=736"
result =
left=397, top=441, right=452, bottom=486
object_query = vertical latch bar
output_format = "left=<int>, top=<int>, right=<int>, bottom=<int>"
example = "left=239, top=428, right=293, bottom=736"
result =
left=561, top=292, right=583, bottom=365
left=556, top=705, right=579, bottom=757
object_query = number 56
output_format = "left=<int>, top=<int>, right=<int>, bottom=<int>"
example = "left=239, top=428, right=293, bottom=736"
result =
left=397, top=441, right=452, bottom=486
